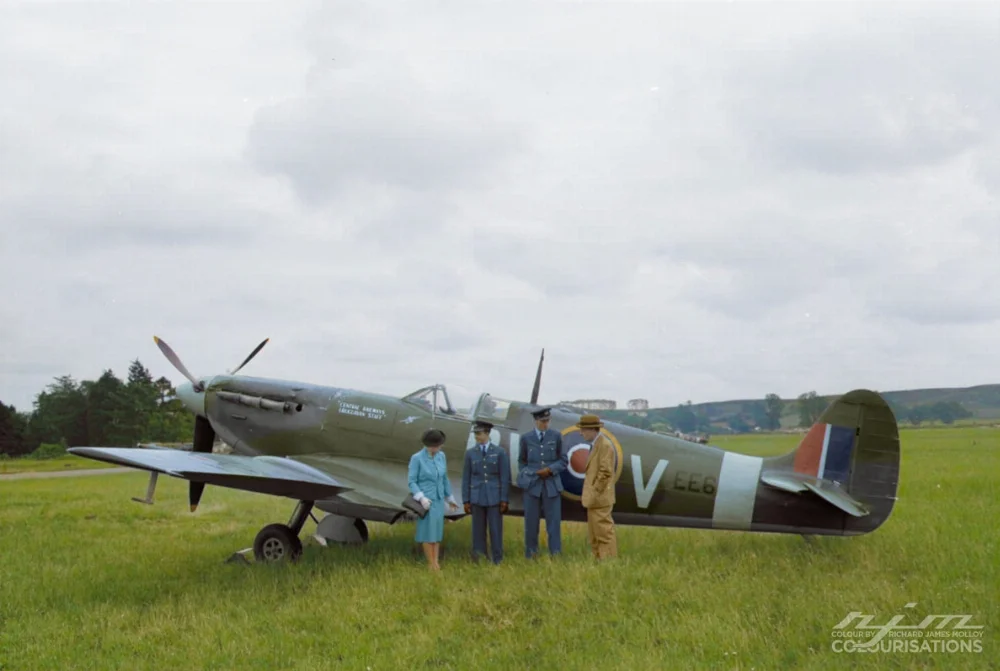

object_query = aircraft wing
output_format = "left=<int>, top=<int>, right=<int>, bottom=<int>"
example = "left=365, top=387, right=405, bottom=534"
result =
left=759, top=470, right=870, bottom=517
left=291, top=455, right=466, bottom=517
left=67, top=447, right=350, bottom=501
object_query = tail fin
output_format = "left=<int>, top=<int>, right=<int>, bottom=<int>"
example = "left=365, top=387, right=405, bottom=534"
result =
left=763, top=389, right=900, bottom=533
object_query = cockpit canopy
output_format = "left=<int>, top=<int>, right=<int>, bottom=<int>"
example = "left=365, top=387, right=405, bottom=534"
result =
left=401, top=384, right=516, bottom=423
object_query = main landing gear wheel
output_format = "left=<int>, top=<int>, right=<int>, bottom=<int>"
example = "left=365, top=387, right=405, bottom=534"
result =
left=253, top=523, right=303, bottom=563
left=248, top=499, right=315, bottom=564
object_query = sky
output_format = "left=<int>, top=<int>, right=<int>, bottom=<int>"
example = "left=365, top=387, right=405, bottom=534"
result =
left=2, top=1, right=999, bottom=413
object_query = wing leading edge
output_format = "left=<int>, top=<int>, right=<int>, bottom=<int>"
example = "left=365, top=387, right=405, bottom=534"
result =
left=67, top=447, right=350, bottom=501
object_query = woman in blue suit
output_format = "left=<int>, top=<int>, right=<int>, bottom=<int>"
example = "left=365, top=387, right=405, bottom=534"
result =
left=408, top=428, right=459, bottom=570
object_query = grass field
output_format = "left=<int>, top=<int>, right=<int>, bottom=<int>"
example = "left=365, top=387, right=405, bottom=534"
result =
left=1, top=427, right=996, bottom=670
left=0, top=454, right=120, bottom=474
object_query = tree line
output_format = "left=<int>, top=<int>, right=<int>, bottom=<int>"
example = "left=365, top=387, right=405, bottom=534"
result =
left=0, top=359, right=194, bottom=457
left=613, top=390, right=974, bottom=435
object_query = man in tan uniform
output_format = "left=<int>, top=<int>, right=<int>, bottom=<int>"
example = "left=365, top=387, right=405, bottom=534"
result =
left=578, top=414, right=617, bottom=559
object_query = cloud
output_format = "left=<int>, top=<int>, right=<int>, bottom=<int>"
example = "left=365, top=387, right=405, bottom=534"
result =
left=723, top=6, right=999, bottom=175
left=2, top=1, right=1000, bottom=416
left=244, top=3, right=526, bottom=215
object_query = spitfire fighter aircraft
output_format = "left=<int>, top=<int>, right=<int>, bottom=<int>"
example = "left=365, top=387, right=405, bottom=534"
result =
left=69, top=337, right=901, bottom=564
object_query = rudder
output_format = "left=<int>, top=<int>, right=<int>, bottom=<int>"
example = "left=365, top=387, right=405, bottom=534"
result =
left=774, top=389, right=901, bottom=533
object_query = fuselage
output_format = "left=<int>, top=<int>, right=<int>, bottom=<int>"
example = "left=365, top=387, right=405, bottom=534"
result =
left=181, top=374, right=898, bottom=537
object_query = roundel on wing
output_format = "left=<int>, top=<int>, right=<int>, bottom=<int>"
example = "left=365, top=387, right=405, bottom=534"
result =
left=559, top=426, right=623, bottom=500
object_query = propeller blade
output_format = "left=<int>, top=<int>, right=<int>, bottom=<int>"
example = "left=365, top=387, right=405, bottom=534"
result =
left=189, top=481, right=205, bottom=512
left=153, top=336, right=201, bottom=390
left=231, top=337, right=269, bottom=375
left=530, top=348, right=544, bottom=404
left=193, top=415, right=215, bottom=453
left=189, top=415, right=216, bottom=512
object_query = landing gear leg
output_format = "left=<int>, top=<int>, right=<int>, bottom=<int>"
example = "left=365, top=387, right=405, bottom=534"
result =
left=232, top=500, right=315, bottom=565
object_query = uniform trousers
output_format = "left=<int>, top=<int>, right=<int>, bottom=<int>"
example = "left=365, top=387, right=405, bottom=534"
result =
left=523, top=493, right=562, bottom=557
left=470, top=504, right=503, bottom=563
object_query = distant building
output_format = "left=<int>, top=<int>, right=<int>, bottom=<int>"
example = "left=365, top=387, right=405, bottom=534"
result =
left=627, top=398, right=649, bottom=416
left=560, top=398, right=617, bottom=411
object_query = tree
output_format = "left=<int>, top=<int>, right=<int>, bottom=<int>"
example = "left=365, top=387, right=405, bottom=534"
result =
left=885, top=397, right=907, bottom=419
left=126, top=358, right=159, bottom=441
left=10, top=361, right=198, bottom=455
left=666, top=402, right=698, bottom=434
left=150, top=376, right=195, bottom=442
left=0, top=401, right=28, bottom=456
left=797, top=391, right=826, bottom=427
left=24, top=376, right=89, bottom=448
left=764, top=393, right=784, bottom=430
left=907, top=405, right=927, bottom=426
left=85, top=369, right=135, bottom=446
left=620, top=414, right=651, bottom=430
left=727, top=415, right=751, bottom=433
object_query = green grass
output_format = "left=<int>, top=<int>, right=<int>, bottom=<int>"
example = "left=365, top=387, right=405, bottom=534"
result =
left=1, top=427, right=996, bottom=670
left=0, top=454, right=120, bottom=474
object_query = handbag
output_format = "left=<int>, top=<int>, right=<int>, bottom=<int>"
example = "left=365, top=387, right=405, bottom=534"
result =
left=402, top=494, right=428, bottom=519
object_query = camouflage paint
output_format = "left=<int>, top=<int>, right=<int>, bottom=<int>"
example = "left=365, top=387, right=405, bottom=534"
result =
left=163, top=374, right=900, bottom=538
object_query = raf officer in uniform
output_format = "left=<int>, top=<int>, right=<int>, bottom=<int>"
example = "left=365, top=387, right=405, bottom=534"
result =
left=517, top=407, right=567, bottom=557
left=461, top=420, right=510, bottom=564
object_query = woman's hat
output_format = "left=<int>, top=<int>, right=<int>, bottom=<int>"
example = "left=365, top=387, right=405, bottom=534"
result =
left=421, top=428, right=446, bottom=446
left=576, top=414, right=604, bottom=429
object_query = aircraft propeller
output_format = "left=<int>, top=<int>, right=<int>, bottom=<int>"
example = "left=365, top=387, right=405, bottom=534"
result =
left=153, top=336, right=203, bottom=391
left=231, top=337, right=270, bottom=375
left=151, top=334, right=270, bottom=511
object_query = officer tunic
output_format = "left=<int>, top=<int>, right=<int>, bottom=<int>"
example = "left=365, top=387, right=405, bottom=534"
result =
left=462, top=441, right=510, bottom=563
left=517, top=427, right=567, bottom=557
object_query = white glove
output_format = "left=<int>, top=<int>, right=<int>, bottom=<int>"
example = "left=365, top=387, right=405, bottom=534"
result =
left=415, top=493, right=431, bottom=510
left=446, top=495, right=457, bottom=507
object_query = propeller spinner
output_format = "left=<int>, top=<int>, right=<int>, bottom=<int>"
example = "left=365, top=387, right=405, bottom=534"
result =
left=152, top=335, right=270, bottom=511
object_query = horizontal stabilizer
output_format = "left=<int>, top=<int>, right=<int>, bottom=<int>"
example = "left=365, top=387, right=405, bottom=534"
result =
left=759, top=471, right=809, bottom=494
left=760, top=470, right=869, bottom=517
left=68, top=447, right=350, bottom=501
left=802, top=479, right=869, bottom=517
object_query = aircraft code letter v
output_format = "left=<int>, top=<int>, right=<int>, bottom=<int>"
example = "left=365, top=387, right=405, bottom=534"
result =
left=631, top=455, right=668, bottom=508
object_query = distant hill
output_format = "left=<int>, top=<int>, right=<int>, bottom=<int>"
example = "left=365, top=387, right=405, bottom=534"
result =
left=593, top=384, right=1000, bottom=434
left=878, top=385, right=1000, bottom=417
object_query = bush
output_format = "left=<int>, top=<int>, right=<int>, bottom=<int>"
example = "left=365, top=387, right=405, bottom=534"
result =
left=28, top=442, right=67, bottom=460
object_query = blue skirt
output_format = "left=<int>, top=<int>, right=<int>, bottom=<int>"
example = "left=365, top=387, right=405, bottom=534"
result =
left=415, top=498, right=445, bottom=543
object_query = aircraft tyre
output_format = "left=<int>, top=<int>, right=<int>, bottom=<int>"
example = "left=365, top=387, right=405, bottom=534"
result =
left=253, top=523, right=303, bottom=563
